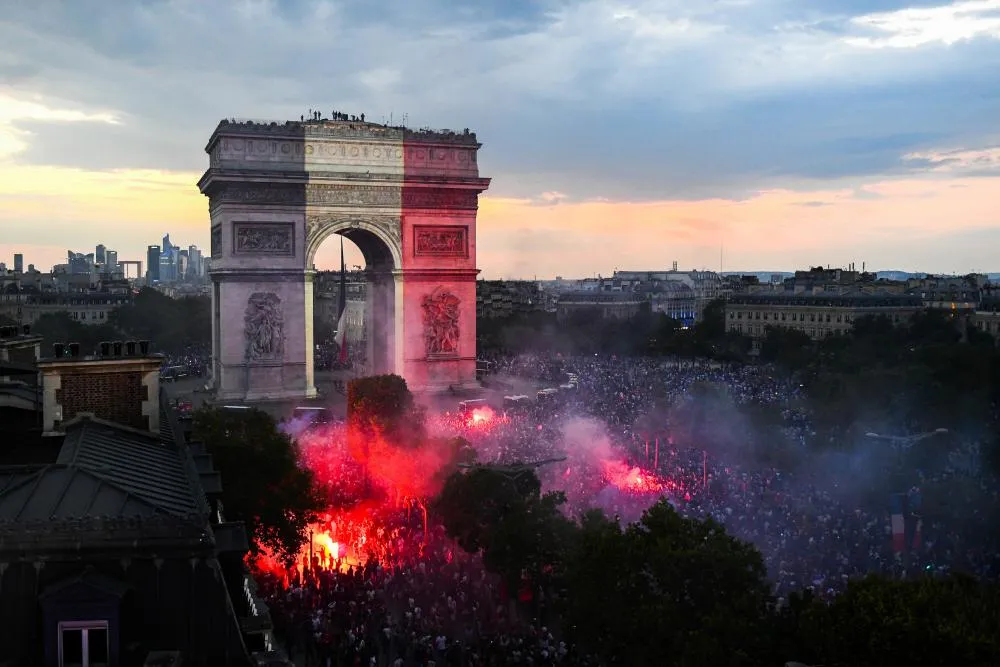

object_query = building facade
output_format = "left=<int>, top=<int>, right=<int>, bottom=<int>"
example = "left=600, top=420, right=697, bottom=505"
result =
left=0, top=292, right=133, bottom=325
left=476, top=280, right=543, bottom=319
left=556, top=291, right=645, bottom=321
left=724, top=293, right=923, bottom=340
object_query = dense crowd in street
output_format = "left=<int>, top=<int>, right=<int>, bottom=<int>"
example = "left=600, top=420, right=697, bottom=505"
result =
left=253, top=353, right=999, bottom=665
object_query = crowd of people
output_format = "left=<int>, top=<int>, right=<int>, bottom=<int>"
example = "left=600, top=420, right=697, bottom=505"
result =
left=258, top=518, right=585, bottom=666
left=253, top=353, right=999, bottom=665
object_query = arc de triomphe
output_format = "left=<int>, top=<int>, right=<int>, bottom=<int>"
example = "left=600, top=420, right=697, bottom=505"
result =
left=198, top=118, right=490, bottom=401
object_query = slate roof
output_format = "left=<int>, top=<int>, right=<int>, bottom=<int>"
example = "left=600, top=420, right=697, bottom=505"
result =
left=56, top=418, right=203, bottom=517
left=0, top=465, right=166, bottom=521
left=0, top=467, right=41, bottom=494
left=0, top=382, right=40, bottom=406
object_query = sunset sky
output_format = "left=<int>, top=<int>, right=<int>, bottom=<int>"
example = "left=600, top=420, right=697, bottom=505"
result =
left=1, top=0, right=998, bottom=278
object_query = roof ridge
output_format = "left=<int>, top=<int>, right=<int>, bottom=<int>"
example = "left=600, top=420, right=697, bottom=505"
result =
left=62, top=414, right=161, bottom=442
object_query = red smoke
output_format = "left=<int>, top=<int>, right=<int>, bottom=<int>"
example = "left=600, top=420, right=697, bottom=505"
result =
left=255, top=409, right=684, bottom=580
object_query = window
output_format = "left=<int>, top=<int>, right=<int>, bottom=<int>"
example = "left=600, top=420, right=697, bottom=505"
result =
left=58, top=621, right=109, bottom=667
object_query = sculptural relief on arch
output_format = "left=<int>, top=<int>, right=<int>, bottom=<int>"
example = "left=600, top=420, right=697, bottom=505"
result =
left=199, top=117, right=490, bottom=401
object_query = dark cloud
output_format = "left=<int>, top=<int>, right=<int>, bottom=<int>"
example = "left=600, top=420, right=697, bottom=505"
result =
left=2, top=0, right=999, bottom=202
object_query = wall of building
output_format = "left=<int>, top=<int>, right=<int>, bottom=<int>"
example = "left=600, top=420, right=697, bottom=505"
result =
left=724, top=298, right=921, bottom=340
left=0, top=556, right=247, bottom=665
left=39, top=357, right=162, bottom=434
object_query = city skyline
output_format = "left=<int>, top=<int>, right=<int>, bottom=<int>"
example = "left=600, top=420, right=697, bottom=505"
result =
left=1, top=1, right=998, bottom=278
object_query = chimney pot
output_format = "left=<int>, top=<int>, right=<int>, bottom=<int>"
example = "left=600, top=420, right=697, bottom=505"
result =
left=53, top=343, right=65, bottom=358
left=68, top=342, right=81, bottom=358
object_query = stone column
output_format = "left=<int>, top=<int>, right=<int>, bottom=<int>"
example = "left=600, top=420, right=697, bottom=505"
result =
left=304, top=270, right=317, bottom=397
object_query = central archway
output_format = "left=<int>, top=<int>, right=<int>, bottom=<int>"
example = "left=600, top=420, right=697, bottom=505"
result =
left=306, top=218, right=403, bottom=390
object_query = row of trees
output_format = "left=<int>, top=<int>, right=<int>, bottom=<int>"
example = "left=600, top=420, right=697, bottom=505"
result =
left=477, top=301, right=748, bottom=359
left=434, top=460, right=1000, bottom=666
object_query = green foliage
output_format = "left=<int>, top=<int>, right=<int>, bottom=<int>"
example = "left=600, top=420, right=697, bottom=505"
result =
left=346, top=374, right=425, bottom=446
left=476, top=299, right=739, bottom=358
left=192, top=406, right=324, bottom=563
left=110, top=288, right=210, bottom=353
left=433, top=465, right=574, bottom=591
left=759, top=326, right=813, bottom=370
left=562, top=501, right=773, bottom=667
left=784, top=575, right=1000, bottom=667
left=31, top=312, right=120, bottom=354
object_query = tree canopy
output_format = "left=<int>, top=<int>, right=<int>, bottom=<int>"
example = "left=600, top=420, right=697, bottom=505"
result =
left=779, top=575, right=1000, bottom=667
left=562, top=502, right=773, bottom=667
left=192, top=406, right=324, bottom=563
left=434, top=465, right=574, bottom=593
left=346, top=374, right=425, bottom=446
left=110, top=287, right=210, bottom=353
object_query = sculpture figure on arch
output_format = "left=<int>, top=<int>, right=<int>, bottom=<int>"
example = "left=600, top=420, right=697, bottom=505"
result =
left=422, top=289, right=461, bottom=356
left=244, top=292, right=285, bottom=361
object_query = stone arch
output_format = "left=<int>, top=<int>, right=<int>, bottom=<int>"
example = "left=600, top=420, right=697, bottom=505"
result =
left=305, top=216, right=403, bottom=271
left=305, top=216, right=403, bottom=379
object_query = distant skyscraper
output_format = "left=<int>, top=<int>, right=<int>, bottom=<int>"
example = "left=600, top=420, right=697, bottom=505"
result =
left=95, top=244, right=106, bottom=264
left=105, top=250, right=118, bottom=273
left=177, top=249, right=189, bottom=281
left=67, top=250, right=92, bottom=274
left=162, top=234, right=173, bottom=253
left=187, top=245, right=203, bottom=280
left=147, top=245, right=161, bottom=282
left=13, top=254, right=23, bottom=273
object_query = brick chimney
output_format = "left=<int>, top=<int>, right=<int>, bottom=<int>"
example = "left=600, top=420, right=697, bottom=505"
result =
left=37, top=340, right=163, bottom=436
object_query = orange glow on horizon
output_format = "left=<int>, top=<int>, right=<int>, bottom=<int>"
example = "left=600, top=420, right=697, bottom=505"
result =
left=1, top=161, right=998, bottom=276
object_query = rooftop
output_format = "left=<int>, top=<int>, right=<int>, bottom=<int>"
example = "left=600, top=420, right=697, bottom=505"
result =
left=558, top=291, right=648, bottom=304
left=208, top=117, right=480, bottom=149
left=727, top=293, right=923, bottom=307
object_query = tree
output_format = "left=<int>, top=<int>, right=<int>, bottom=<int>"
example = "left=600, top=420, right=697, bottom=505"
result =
left=561, top=501, right=773, bottom=667
left=346, top=374, right=425, bottom=446
left=786, top=575, right=1000, bottom=667
left=433, top=466, right=574, bottom=595
left=110, top=288, right=210, bottom=353
left=759, top=326, right=813, bottom=370
left=192, top=406, right=324, bottom=563
left=31, top=312, right=119, bottom=354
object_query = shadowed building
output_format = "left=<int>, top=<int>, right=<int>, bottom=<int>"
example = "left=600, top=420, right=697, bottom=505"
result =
left=0, top=342, right=271, bottom=665
left=555, top=291, right=646, bottom=321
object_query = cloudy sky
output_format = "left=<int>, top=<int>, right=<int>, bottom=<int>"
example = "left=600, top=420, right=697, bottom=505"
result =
left=1, top=0, right=998, bottom=278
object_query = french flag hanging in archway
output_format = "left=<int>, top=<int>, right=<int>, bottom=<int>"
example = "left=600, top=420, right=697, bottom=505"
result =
left=333, top=236, right=349, bottom=364
left=890, top=493, right=906, bottom=553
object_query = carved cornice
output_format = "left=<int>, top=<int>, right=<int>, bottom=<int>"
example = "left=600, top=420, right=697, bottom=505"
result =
left=207, top=119, right=480, bottom=148
left=210, top=268, right=307, bottom=283
left=398, top=269, right=480, bottom=282
left=200, top=168, right=491, bottom=189
left=206, top=183, right=480, bottom=210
